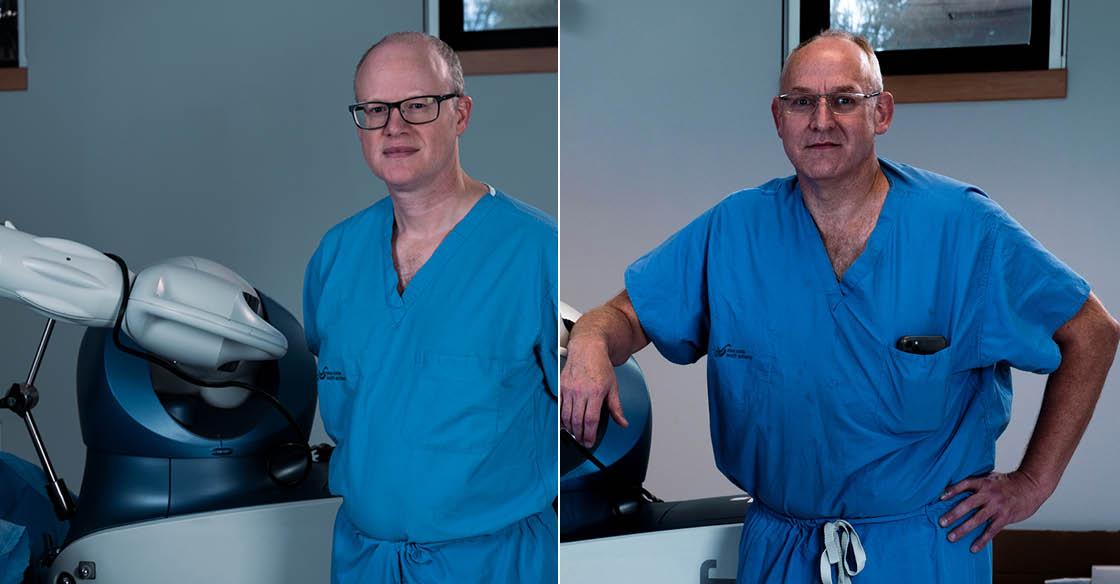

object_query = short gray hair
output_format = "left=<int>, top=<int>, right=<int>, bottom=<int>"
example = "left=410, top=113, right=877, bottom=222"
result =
left=353, top=32, right=466, bottom=100
left=781, top=29, right=883, bottom=93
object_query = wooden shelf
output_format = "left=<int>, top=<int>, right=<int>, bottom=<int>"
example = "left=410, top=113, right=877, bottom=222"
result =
left=460, top=47, right=556, bottom=76
left=885, top=69, right=1066, bottom=104
left=0, top=68, right=28, bottom=91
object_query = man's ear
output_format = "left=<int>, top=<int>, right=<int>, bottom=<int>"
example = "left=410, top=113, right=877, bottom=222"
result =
left=873, top=91, right=894, bottom=135
left=771, top=96, right=784, bottom=137
left=454, top=95, right=473, bottom=136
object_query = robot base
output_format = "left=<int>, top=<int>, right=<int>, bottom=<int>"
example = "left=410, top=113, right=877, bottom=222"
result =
left=47, top=497, right=341, bottom=584
left=560, top=495, right=749, bottom=584
left=561, top=523, right=741, bottom=584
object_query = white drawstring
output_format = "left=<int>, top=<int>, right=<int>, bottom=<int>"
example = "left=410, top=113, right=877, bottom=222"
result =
left=819, top=520, right=866, bottom=584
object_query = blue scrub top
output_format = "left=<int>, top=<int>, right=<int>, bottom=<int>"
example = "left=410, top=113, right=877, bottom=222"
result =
left=304, top=189, right=558, bottom=543
left=626, top=159, right=1089, bottom=520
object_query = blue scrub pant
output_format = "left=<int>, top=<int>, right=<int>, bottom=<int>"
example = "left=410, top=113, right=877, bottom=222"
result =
left=737, top=496, right=990, bottom=584
left=331, top=508, right=557, bottom=584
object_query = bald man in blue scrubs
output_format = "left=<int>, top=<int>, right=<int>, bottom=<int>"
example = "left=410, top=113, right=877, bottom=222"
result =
left=304, top=32, right=556, bottom=583
left=560, top=30, right=1119, bottom=584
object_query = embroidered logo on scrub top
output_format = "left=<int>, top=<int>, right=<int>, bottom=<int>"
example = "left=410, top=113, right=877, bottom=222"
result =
left=318, top=366, right=347, bottom=381
left=714, top=344, right=752, bottom=360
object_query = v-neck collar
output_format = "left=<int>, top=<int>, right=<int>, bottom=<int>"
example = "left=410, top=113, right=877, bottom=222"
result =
left=380, top=191, right=498, bottom=322
left=794, top=168, right=897, bottom=298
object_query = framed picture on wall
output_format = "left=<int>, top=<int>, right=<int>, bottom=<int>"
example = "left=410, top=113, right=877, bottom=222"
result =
left=0, top=0, right=26, bottom=90
left=782, top=0, right=1069, bottom=103
left=426, top=0, right=557, bottom=75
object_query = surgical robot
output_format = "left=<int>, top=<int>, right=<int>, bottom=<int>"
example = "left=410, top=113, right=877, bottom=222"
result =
left=559, top=302, right=752, bottom=584
left=0, top=222, right=340, bottom=584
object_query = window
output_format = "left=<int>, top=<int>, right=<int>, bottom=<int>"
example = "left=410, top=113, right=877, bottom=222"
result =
left=0, top=0, right=25, bottom=91
left=429, top=0, right=557, bottom=75
left=783, top=0, right=1068, bottom=102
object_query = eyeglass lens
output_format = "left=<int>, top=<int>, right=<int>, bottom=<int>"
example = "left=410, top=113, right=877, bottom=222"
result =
left=354, top=97, right=442, bottom=130
left=783, top=93, right=867, bottom=115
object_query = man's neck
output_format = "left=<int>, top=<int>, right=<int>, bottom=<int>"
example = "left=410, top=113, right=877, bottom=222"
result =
left=389, top=170, right=487, bottom=238
left=798, top=159, right=887, bottom=227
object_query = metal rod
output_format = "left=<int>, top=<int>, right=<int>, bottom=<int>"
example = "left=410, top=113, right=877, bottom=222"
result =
left=15, top=318, right=74, bottom=518
left=22, top=409, right=60, bottom=484
left=22, top=408, right=74, bottom=517
left=25, top=318, right=55, bottom=387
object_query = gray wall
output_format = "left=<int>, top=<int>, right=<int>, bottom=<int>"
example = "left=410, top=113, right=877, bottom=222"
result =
left=561, top=1, right=1120, bottom=529
left=0, top=1, right=556, bottom=489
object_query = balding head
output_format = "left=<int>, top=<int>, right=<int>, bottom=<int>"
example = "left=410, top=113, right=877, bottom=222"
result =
left=770, top=29, right=894, bottom=186
left=354, top=32, right=465, bottom=101
left=780, top=30, right=882, bottom=94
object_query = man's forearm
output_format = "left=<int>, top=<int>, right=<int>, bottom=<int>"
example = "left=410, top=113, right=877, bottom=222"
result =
left=568, top=290, right=650, bottom=366
left=938, top=294, right=1120, bottom=551
left=1018, top=293, right=1120, bottom=492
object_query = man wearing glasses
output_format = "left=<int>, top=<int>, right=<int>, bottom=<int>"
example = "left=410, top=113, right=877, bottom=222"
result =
left=304, top=32, right=557, bottom=583
left=561, top=30, right=1118, bottom=583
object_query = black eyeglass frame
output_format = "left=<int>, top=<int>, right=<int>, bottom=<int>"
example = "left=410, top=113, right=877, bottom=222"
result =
left=347, top=93, right=461, bottom=130
left=777, top=91, right=883, bottom=115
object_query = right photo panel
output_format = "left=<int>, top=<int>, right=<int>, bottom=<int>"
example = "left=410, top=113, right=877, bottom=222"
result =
left=558, top=1, right=1120, bottom=582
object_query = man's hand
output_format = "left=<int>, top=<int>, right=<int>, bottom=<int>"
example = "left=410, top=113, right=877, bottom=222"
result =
left=937, top=293, right=1120, bottom=554
left=560, top=336, right=629, bottom=447
left=937, top=470, right=1051, bottom=553
left=559, top=291, right=649, bottom=447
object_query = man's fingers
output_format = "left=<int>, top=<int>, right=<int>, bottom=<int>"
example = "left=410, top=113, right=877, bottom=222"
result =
left=606, top=386, right=629, bottom=428
left=558, top=340, right=618, bottom=447
left=581, top=399, right=600, bottom=448
left=940, top=478, right=978, bottom=501
left=970, top=518, right=1004, bottom=553
left=559, top=387, right=573, bottom=433
left=570, top=394, right=587, bottom=445
left=939, top=488, right=983, bottom=528
left=947, top=505, right=993, bottom=543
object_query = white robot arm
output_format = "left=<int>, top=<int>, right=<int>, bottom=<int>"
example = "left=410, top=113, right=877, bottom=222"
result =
left=0, top=221, right=296, bottom=520
left=0, top=221, right=288, bottom=369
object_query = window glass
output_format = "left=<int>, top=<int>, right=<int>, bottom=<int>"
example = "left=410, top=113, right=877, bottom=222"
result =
left=0, top=0, right=18, bottom=67
left=463, top=0, right=557, bottom=32
left=831, top=0, right=1032, bottom=51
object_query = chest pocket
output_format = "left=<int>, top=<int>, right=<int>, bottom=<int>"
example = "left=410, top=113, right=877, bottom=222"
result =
left=877, top=345, right=953, bottom=434
left=408, top=352, right=538, bottom=453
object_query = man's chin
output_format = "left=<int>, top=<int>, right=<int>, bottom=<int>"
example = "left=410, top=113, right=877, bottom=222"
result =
left=795, top=162, right=847, bottom=183
left=371, top=165, right=424, bottom=191
left=793, top=154, right=874, bottom=184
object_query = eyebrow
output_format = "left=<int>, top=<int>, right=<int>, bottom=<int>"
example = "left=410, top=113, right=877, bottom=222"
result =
left=353, top=92, right=444, bottom=104
left=786, top=84, right=864, bottom=94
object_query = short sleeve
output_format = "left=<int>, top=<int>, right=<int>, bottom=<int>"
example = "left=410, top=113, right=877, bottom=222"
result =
left=979, top=212, right=1090, bottom=373
left=624, top=208, right=715, bottom=365
left=302, top=243, right=325, bottom=357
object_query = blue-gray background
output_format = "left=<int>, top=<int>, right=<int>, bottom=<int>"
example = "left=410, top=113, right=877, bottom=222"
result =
left=561, top=1, right=1119, bottom=529
left=0, top=1, right=556, bottom=490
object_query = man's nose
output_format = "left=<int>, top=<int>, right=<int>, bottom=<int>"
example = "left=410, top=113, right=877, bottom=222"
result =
left=809, top=97, right=837, bottom=130
left=383, top=106, right=409, bottom=134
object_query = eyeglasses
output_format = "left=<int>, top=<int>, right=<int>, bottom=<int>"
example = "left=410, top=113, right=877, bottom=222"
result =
left=348, top=93, right=460, bottom=130
left=777, top=91, right=882, bottom=116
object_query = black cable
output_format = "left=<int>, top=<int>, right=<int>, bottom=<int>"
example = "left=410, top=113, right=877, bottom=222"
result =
left=561, top=429, right=661, bottom=503
left=103, top=253, right=312, bottom=486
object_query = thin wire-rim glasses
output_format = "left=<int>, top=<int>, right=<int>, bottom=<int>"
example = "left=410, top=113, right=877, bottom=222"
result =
left=777, top=91, right=882, bottom=116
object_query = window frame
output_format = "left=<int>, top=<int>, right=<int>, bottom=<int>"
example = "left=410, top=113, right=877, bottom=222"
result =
left=428, top=0, right=557, bottom=75
left=782, top=0, right=1069, bottom=103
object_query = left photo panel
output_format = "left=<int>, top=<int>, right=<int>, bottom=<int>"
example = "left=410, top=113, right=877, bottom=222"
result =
left=0, top=2, right=558, bottom=583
